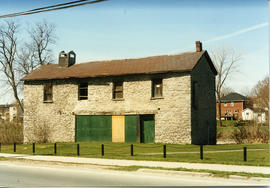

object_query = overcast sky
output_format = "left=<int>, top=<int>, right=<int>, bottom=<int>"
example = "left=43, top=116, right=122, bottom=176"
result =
left=0, top=0, right=268, bottom=104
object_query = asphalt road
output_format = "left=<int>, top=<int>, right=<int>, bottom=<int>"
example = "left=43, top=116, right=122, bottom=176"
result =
left=0, top=162, right=268, bottom=187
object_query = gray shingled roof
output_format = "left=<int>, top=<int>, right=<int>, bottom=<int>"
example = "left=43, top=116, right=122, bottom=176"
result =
left=220, top=92, right=247, bottom=102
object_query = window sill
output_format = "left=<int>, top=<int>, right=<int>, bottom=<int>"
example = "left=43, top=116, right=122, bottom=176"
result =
left=112, top=98, right=124, bottom=101
left=151, top=97, right=164, bottom=100
left=43, top=100, right=53, bottom=103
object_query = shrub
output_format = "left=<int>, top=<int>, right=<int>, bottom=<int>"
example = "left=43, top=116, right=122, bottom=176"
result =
left=0, top=120, right=23, bottom=144
left=231, top=126, right=248, bottom=144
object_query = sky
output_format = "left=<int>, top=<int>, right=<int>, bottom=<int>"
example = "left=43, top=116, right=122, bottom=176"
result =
left=0, top=0, right=269, bottom=104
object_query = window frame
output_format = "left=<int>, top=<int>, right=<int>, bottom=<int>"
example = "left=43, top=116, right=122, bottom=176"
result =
left=43, top=82, right=53, bottom=103
left=151, top=78, right=163, bottom=99
left=78, top=82, right=88, bottom=100
left=112, top=81, right=124, bottom=100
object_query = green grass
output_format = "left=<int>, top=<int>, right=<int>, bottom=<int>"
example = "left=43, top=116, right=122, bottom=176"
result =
left=0, top=142, right=269, bottom=166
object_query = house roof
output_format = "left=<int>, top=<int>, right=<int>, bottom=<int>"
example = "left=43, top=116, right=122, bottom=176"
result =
left=21, top=50, right=217, bottom=81
left=220, top=92, right=247, bottom=102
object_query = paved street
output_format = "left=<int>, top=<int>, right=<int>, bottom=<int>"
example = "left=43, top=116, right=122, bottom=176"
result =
left=0, top=161, right=269, bottom=186
left=0, top=153, right=269, bottom=175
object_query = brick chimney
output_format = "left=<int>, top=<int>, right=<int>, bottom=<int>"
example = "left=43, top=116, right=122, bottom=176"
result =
left=58, top=51, right=76, bottom=67
left=196, top=41, right=202, bottom=52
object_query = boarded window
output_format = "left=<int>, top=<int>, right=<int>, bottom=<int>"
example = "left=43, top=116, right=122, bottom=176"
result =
left=78, top=83, right=88, bottom=100
left=152, top=79, right=162, bottom=98
left=44, top=83, right=53, bottom=102
left=192, top=81, right=198, bottom=109
left=113, top=82, right=123, bottom=99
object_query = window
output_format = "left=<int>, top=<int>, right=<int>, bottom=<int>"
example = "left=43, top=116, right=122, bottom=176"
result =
left=192, top=81, right=198, bottom=109
left=152, top=79, right=163, bottom=98
left=234, top=109, right=239, bottom=113
left=224, top=102, right=227, bottom=107
left=225, top=110, right=231, bottom=115
left=44, top=83, right=53, bottom=102
left=78, top=83, right=88, bottom=100
left=113, top=82, right=123, bottom=99
left=230, top=102, right=234, bottom=107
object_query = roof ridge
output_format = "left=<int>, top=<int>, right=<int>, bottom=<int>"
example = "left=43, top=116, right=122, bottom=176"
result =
left=76, top=51, right=202, bottom=65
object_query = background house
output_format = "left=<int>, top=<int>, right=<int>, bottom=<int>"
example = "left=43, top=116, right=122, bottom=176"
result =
left=242, top=108, right=267, bottom=123
left=0, top=104, right=10, bottom=121
left=242, top=108, right=254, bottom=121
left=9, top=102, right=23, bottom=122
left=22, top=42, right=217, bottom=145
left=0, top=103, right=23, bottom=122
left=216, top=92, right=250, bottom=120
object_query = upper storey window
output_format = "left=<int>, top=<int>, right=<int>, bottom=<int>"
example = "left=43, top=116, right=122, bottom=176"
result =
left=152, top=79, right=163, bottom=98
left=44, top=83, right=53, bottom=102
left=113, top=82, right=123, bottom=99
left=78, top=83, right=88, bottom=100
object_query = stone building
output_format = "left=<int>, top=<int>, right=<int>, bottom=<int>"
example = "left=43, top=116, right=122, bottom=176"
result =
left=22, top=41, right=217, bottom=144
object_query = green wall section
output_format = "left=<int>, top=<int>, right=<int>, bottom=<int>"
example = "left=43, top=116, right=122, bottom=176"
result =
left=75, top=115, right=112, bottom=142
left=140, top=115, right=155, bottom=143
left=76, top=114, right=155, bottom=143
left=125, top=115, right=137, bottom=142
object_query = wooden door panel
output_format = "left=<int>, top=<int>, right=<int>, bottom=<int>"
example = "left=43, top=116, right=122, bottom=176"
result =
left=112, top=115, right=125, bottom=142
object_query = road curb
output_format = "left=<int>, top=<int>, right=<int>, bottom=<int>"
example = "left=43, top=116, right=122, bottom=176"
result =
left=137, top=168, right=270, bottom=183
left=137, top=168, right=211, bottom=177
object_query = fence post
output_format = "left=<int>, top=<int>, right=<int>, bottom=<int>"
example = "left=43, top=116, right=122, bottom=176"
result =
left=54, top=143, right=57, bottom=155
left=14, top=143, right=16, bottom=152
left=77, top=143, right=80, bottom=156
left=163, top=144, right=166, bottom=158
left=200, top=145, right=203, bottom=160
left=33, top=143, right=35, bottom=154
left=131, top=144, right=133, bottom=156
left=243, top=147, right=247, bottom=161
left=101, top=144, right=104, bottom=156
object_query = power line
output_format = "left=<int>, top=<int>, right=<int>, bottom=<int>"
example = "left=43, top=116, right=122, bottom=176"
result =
left=0, top=0, right=90, bottom=18
left=0, top=0, right=107, bottom=19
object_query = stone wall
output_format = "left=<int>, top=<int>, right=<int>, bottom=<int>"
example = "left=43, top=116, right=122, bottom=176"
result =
left=23, top=72, right=192, bottom=144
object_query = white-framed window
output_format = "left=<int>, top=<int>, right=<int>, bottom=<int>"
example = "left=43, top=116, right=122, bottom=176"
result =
left=224, top=102, right=227, bottom=107
left=230, top=102, right=234, bottom=107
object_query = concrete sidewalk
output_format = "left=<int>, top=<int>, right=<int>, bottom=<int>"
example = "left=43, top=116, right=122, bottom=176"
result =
left=0, top=153, right=269, bottom=175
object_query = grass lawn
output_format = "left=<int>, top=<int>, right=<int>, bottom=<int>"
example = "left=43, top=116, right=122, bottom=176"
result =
left=0, top=142, right=269, bottom=166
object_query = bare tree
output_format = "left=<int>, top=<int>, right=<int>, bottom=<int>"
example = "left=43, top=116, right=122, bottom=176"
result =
left=250, top=76, right=269, bottom=110
left=18, top=20, right=56, bottom=76
left=211, top=47, right=241, bottom=126
left=220, top=85, right=234, bottom=97
left=0, top=20, right=56, bottom=112
left=0, top=20, right=23, bottom=112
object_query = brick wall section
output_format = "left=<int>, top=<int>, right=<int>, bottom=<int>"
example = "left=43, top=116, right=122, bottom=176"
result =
left=191, top=55, right=216, bottom=145
left=216, top=101, right=244, bottom=120
left=23, top=73, right=192, bottom=144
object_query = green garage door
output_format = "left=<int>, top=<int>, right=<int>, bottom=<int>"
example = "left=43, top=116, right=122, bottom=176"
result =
left=75, top=115, right=112, bottom=142
left=125, top=115, right=137, bottom=142
left=140, top=115, right=155, bottom=143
